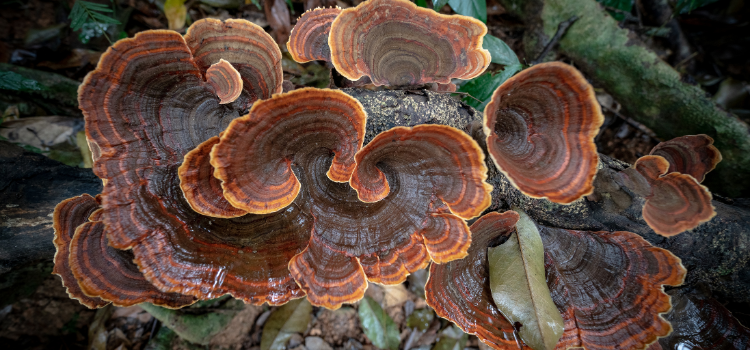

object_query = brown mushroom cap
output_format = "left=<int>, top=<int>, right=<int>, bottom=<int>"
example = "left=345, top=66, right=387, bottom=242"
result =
left=328, top=0, right=490, bottom=86
left=649, top=134, right=722, bottom=183
left=634, top=155, right=716, bottom=236
left=52, top=194, right=109, bottom=308
left=178, top=136, right=247, bottom=218
left=69, top=219, right=196, bottom=308
left=426, top=212, right=686, bottom=350
left=425, top=211, right=522, bottom=349
left=206, top=59, right=243, bottom=104
left=210, top=88, right=367, bottom=214
left=483, top=62, right=603, bottom=204
left=80, top=18, right=282, bottom=248
left=541, top=226, right=686, bottom=350
left=287, top=7, right=342, bottom=63
left=78, top=20, right=310, bottom=304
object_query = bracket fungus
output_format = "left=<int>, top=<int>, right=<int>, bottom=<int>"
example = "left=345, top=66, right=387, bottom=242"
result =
left=206, top=88, right=492, bottom=309
left=618, top=155, right=716, bottom=236
left=425, top=211, right=686, bottom=350
left=53, top=194, right=196, bottom=308
left=649, top=134, right=722, bottom=183
left=287, top=7, right=342, bottom=63
left=206, top=59, right=244, bottom=104
left=328, top=0, right=490, bottom=86
left=483, top=62, right=603, bottom=204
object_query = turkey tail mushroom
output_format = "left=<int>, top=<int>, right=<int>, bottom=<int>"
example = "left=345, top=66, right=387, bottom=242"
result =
left=649, top=134, right=722, bottom=183
left=287, top=7, right=342, bottom=63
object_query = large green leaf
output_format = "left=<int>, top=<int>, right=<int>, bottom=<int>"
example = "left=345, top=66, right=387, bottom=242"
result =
left=433, top=0, right=449, bottom=11
left=487, top=210, right=564, bottom=350
left=596, top=0, right=631, bottom=20
left=457, top=66, right=519, bottom=111
left=482, top=34, right=521, bottom=66
left=448, top=0, right=486, bottom=23
left=260, top=298, right=313, bottom=350
left=0, top=71, right=43, bottom=92
left=358, top=296, right=399, bottom=350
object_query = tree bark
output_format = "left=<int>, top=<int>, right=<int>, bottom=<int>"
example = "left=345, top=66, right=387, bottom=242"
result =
left=498, top=0, right=750, bottom=198
left=1, top=89, right=748, bottom=305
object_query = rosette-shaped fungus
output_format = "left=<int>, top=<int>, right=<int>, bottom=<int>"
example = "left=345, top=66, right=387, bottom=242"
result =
left=426, top=212, right=686, bottom=350
left=483, top=62, right=603, bottom=204
left=53, top=194, right=195, bottom=308
left=649, top=134, right=722, bottom=183
left=328, top=0, right=490, bottom=86
left=74, top=19, right=317, bottom=305
left=208, top=88, right=493, bottom=309
left=287, top=7, right=342, bottom=63
left=620, top=155, right=716, bottom=236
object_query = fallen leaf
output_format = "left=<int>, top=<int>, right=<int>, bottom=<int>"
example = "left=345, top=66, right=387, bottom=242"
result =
left=488, top=210, right=564, bottom=350
left=358, top=296, right=399, bottom=350
left=432, top=325, right=468, bottom=350
left=260, top=297, right=312, bottom=350
left=406, top=308, right=434, bottom=331
left=264, top=0, right=291, bottom=46
left=164, top=0, right=187, bottom=30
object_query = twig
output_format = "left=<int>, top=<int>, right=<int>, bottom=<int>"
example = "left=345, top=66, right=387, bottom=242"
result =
left=449, top=91, right=482, bottom=104
left=532, top=16, right=579, bottom=64
left=600, top=103, right=662, bottom=142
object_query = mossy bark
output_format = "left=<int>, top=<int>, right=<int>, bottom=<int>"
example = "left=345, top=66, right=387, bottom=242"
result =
left=498, top=0, right=750, bottom=197
left=0, top=63, right=83, bottom=118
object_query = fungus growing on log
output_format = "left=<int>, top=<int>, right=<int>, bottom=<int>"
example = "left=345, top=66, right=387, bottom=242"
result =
left=426, top=212, right=686, bottom=350
left=542, top=226, right=686, bottom=350
left=53, top=195, right=108, bottom=308
left=483, top=62, right=603, bottom=204
left=649, top=134, right=722, bottom=183
left=626, top=155, right=716, bottom=236
left=53, top=194, right=196, bottom=308
left=210, top=88, right=492, bottom=308
left=328, top=0, right=490, bottom=86
left=287, top=7, right=342, bottom=63
left=75, top=19, right=315, bottom=305
left=206, top=59, right=243, bottom=104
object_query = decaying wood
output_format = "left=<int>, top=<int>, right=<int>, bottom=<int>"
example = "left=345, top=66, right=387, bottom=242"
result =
left=1, top=89, right=748, bottom=304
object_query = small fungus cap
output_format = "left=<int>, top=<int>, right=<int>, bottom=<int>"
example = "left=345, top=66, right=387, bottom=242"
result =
left=649, top=134, right=722, bottom=183
left=634, top=155, right=716, bottom=237
left=287, top=7, right=342, bottom=63
left=483, top=62, right=603, bottom=204
left=328, top=0, right=490, bottom=86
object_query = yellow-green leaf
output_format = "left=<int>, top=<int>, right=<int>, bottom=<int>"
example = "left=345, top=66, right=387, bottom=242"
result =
left=260, top=298, right=312, bottom=350
left=164, top=0, right=187, bottom=30
left=488, top=210, right=563, bottom=350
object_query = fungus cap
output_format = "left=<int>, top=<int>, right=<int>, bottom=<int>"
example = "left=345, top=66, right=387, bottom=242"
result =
left=634, top=155, right=716, bottom=236
left=206, top=59, right=243, bottom=104
left=483, top=62, right=603, bottom=204
left=649, top=134, right=722, bottom=183
left=329, top=0, right=490, bottom=86
left=287, top=7, right=342, bottom=63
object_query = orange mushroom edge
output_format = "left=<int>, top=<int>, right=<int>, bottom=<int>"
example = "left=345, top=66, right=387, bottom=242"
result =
left=649, top=134, right=722, bottom=183
left=426, top=211, right=687, bottom=350
left=53, top=194, right=196, bottom=308
left=483, top=62, right=603, bottom=204
left=287, top=7, right=342, bottom=63
left=206, top=59, right=243, bottom=104
left=634, top=155, right=716, bottom=237
left=328, top=0, right=490, bottom=86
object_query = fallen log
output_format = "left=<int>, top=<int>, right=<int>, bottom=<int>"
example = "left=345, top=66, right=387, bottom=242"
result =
left=1, top=88, right=748, bottom=305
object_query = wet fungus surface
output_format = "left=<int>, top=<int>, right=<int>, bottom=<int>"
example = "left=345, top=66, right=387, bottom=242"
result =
left=328, top=0, right=490, bottom=86
left=426, top=212, right=686, bottom=350
left=649, top=134, right=722, bottom=183
left=630, top=155, right=716, bottom=236
left=53, top=194, right=196, bottom=308
left=483, top=62, right=603, bottom=204
left=287, top=7, right=342, bottom=63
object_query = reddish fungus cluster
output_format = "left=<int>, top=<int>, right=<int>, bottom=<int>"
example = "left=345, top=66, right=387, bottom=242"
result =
left=53, top=3, right=713, bottom=348
left=426, top=211, right=686, bottom=350
left=617, top=136, right=718, bottom=236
